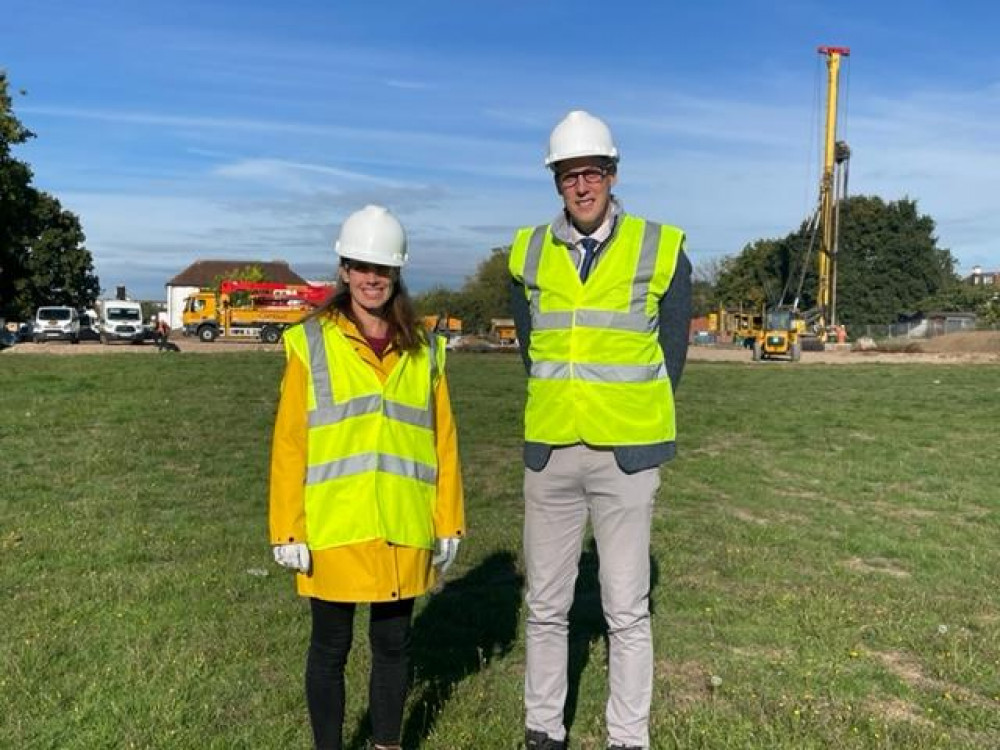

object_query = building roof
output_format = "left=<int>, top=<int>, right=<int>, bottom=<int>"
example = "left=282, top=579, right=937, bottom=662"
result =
left=964, top=268, right=1000, bottom=283
left=166, top=260, right=308, bottom=288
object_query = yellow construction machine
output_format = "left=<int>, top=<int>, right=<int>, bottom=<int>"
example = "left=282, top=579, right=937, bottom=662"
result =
left=751, top=308, right=805, bottom=361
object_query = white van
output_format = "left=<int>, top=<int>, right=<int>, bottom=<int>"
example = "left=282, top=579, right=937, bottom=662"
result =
left=33, top=306, right=81, bottom=344
left=94, top=299, right=145, bottom=343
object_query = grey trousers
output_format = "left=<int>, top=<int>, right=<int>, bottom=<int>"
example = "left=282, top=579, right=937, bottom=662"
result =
left=523, top=444, right=660, bottom=748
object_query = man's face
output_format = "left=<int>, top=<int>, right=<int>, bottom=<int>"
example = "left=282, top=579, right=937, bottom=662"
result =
left=553, top=156, right=617, bottom=234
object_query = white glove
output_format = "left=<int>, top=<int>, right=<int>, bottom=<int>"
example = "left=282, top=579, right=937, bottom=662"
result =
left=273, top=543, right=311, bottom=574
left=431, top=537, right=461, bottom=576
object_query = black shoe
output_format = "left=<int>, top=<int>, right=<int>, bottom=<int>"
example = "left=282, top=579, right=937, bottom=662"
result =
left=525, top=728, right=566, bottom=749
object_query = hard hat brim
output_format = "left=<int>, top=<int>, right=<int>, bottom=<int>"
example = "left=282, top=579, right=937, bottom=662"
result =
left=336, top=245, right=408, bottom=267
left=544, top=148, right=620, bottom=168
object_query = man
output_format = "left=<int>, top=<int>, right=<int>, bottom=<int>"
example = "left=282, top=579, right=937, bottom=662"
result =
left=508, top=110, right=692, bottom=750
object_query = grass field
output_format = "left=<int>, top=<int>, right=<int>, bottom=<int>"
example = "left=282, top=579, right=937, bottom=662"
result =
left=1, top=351, right=998, bottom=749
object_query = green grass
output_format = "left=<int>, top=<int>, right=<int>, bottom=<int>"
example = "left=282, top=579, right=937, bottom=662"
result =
left=1, top=352, right=998, bottom=749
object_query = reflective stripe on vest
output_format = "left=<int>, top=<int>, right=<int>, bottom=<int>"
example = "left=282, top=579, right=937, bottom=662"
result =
left=291, top=319, right=442, bottom=550
left=307, top=451, right=438, bottom=485
left=530, top=361, right=667, bottom=383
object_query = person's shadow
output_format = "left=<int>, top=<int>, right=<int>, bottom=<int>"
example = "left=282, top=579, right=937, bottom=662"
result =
left=344, top=551, right=523, bottom=749
left=564, top=539, right=661, bottom=735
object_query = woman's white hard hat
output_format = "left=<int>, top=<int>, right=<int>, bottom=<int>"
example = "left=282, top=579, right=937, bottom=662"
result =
left=545, top=110, right=619, bottom=168
left=334, top=205, right=408, bottom=267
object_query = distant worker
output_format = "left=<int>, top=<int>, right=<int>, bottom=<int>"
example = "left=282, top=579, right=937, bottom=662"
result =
left=152, top=315, right=172, bottom=351
left=509, top=110, right=692, bottom=750
left=836, top=323, right=847, bottom=345
left=269, top=204, right=465, bottom=750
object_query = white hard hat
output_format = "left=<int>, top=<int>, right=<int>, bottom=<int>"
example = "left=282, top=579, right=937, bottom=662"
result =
left=334, top=205, right=408, bottom=267
left=545, top=110, right=619, bottom=168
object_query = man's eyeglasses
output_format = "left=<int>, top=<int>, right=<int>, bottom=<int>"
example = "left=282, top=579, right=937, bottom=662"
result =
left=557, top=167, right=608, bottom=190
left=345, top=260, right=395, bottom=277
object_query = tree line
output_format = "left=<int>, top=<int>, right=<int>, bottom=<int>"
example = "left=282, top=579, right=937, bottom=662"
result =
left=0, top=73, right=99, bottom=321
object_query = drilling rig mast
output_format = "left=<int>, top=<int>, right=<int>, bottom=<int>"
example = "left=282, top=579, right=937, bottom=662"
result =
left=815, top=45, right=851, bottom=338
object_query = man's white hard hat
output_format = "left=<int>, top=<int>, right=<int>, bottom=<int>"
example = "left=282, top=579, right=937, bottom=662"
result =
left=545, top=110, right=619, bottom=168
left=334, top=205, right=408, bottom=267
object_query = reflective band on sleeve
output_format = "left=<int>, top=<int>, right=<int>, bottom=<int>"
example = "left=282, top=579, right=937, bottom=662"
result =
left=306, top=452, right=438, bottom=485
left=308, top=395, right=382, bottom=427
left=530, top=361, right=666, bottom=382
left=304, top=319, right=334, bottom=408
left=384, top=400, right=434, bottom=428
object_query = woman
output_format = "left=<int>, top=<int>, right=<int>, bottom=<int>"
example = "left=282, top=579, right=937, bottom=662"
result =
left=269, top=204, right=465, bottom=750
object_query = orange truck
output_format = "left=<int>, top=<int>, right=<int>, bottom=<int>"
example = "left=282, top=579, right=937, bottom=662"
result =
left=182, top=281, right=331, bottom=343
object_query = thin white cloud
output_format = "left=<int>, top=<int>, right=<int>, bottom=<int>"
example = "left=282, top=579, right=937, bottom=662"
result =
left=213, top=158, right=409, bottom=190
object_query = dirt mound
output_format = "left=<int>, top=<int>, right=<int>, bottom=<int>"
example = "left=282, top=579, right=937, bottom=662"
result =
left=920, top=331, right=1000, bottom=354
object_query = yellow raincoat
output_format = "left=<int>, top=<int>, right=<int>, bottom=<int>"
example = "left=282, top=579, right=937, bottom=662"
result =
left=269, top=312, right=465, bottom=602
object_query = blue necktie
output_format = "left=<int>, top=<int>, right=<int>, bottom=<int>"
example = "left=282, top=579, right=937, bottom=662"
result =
left=579, top=237, right=598, bottom=282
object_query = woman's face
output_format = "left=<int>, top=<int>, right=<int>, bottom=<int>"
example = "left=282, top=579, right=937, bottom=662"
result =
left=340, top=260, right=396, bottom=313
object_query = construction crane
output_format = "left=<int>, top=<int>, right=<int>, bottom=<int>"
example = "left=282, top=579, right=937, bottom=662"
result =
left=816, top=45, right=851, bottom=336
left=789, top=45, right=851, bottom=349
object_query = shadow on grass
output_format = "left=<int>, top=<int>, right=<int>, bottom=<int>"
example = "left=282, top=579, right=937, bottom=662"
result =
left=564, top=539, right=661, bottom=735
left=344, top=551, right=523, bottom=749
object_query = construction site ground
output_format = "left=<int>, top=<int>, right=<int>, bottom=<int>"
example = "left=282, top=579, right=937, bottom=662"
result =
left=5, top=330, right=1000, bottom=364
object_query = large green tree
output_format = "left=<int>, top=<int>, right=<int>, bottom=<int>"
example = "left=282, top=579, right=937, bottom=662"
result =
left=0, top=72, right=99, bottom=320
left=456, top=247, right=512, bottom=333
left=834, top=196, right=955, bottom=326
left=715, top=196, right=957, bottom=327
left=0, top=74, right=36, bottom=319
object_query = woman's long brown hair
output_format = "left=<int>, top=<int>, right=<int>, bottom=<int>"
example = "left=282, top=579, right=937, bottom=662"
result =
left=304, top=262, right=424, bottom=353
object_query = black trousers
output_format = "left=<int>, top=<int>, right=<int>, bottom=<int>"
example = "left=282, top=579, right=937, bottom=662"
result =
left=306, top=597, right=415, bottom=750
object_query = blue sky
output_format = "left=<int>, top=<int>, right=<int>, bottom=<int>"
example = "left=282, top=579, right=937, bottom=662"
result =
left=4, top=0, right=998, bottom=299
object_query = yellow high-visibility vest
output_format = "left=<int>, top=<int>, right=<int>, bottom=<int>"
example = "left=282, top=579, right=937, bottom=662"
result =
left=509, top=214, right=684, bottom=446
left=283, top=318, right=445, bottom=551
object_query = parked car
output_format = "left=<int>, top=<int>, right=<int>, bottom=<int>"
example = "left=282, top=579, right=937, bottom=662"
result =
left=33, top=306, right=80, bottom=344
